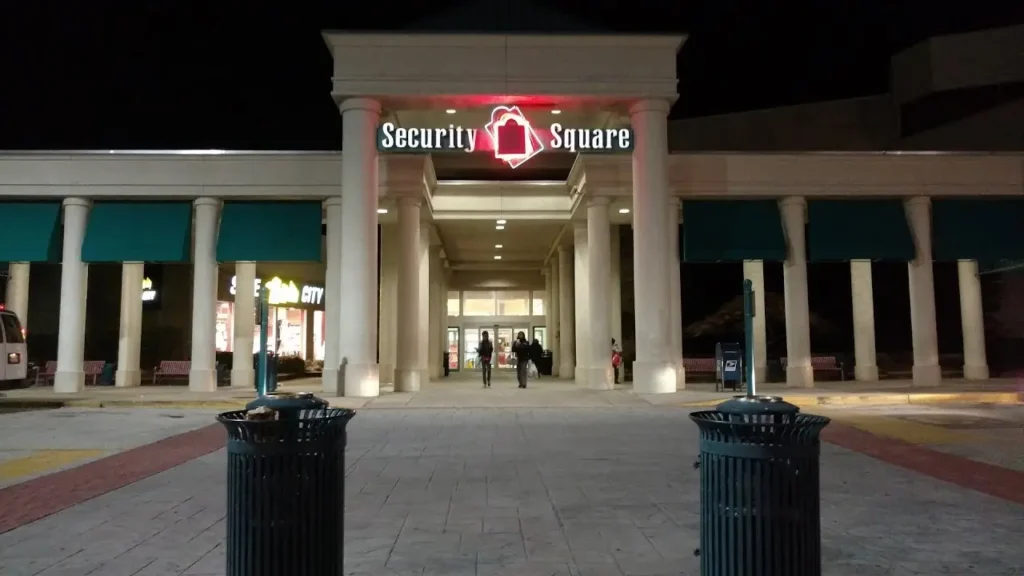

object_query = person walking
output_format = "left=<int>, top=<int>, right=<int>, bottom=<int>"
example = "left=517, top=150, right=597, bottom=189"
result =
left=529, top=338, right=544, bottom=379
left=611, top=338, right=623, bottom=384
left=512, top=331, right=530, bottom=388
left=477, top=331, right=494, bottom=387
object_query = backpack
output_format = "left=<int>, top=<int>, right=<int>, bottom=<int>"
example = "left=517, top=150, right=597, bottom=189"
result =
left=611, top=351, right=622, bottom=367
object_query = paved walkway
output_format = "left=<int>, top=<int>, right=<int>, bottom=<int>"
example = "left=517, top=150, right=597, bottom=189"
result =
left=0, top=405, right=1022, bottom=575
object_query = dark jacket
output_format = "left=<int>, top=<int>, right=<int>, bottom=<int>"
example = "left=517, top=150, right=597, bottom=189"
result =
left=529, top=340, right=544, bottom=362
left=512, top=338, right=530, bottom=361
left=477, top=339, right=494, bottom=360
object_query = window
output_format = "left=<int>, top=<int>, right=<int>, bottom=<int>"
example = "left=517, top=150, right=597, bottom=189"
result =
left=531, top=293, right=545, bottom=316
left=1, top=313, right=24, bottom=343
left=446, top=291, right=461, bottom=317
left=497, top=291, right=530, bottom=316
left=463, top=291, right=496, bottom=316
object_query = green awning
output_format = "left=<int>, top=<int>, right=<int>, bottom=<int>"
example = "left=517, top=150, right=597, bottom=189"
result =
left=682, top=200, right=786, bottom=262
left=217, top=201, right=323, bottom=262
left=82, top=202, right=193, bottom=263
left=0, top=202, right=62, bottom=262
left=807, top=200, right=915, bottom=262
left=932, top=198, right=1024, bottom=261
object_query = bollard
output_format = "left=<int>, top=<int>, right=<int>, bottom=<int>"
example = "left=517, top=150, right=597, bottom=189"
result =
left=217, top=392, right=354, bottom=576
left=690, top=395, right=830, bottom=576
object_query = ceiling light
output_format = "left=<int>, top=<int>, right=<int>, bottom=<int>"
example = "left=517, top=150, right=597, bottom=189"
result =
left=445, top=109, right=457, bottom=114
left=618, top=208, right=630, bottom=214
left=495, top=225, right=505, bottom=230
left=494, top=255, right=502, bottom=260
left=377, top=208, right=388, bottom=214
left=495, top=244, right=503, bottom=249
left=496, top=219, right=507, bottom=225
left=551, top=109, right=562, bottom=115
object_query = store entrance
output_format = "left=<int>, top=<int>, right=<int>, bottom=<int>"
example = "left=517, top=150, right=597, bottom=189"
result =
left=461, top=325, right=529, bottom=370
left=494, top=326, right=530, bottom=369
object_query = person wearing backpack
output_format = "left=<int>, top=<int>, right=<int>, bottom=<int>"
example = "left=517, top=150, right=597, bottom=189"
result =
left=477, top=331, right=494, bottom=387
left=611, top=338, right=623, bottom=384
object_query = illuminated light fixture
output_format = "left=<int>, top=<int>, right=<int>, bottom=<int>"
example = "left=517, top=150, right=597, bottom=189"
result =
left=495, top=244, right=503, bottom=249
left=496, top=225, right=505, bottom=230
left=377, top=208, right=388, bottom=214
left=619, top=208, right=630, bottom=214
left=496, top=219, right=507, bottom=225
left=551, top=109, right=562, bottom=115
left=484, top=105, right=545, bottom=169
left=494, top=255, right=502, bottom=260
left=445, top=109, right=457, bottom=114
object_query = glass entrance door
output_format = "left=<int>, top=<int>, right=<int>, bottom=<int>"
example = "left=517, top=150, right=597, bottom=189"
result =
left=495, top=326, right=530, bottom=369
left=447, top=327, right=460, bottom=372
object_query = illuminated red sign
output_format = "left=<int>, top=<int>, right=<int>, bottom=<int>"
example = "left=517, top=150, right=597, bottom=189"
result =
left=484, top=106, right=545, bottom=169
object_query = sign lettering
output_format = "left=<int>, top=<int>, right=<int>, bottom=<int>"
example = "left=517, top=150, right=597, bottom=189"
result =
left=229, top=275, right=324, bottom=306
left=141, top=277, right=157, bottom=302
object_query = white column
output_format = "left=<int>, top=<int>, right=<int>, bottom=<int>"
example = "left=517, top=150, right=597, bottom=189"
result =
left=549, top=259, right=560, bottom=376
left=189, top=198, right=220, bottom=392
left=378, top=224, right=398, bottom=384
left=231, top=261, right=256, bottom=388
left=630, top=99, right=675, bottom=393
left=338, top=98, right=381, bottom=397
left=573, top=222, right=589, bottom=383
left=395, top=197, right=423, bottom=392
left=557, top=246, right=575, bottom=378
left=850, top=260, right=879, bottom=381
left=322, top=197, right=343, bottom=394
left=418, top=227, right=431, bottom=382
left=610, top=225, right=623, bottom=350
left=667, top=198, right=684, bottom=389
left=114, top=262, right=144, bottom=387
left=439, top=263, right=448, bottom=373
left=5, top=262, right=30, bottom=328
left=780, top=197, right=813, bottom=388
left=742, top=260, right=768, bottom=384
left=586, top=198, right=613, bottom=390
left=55, top=198, right=90, bottom=393
left=428, top=245, right=443, bottom=380
left=543, top=269, right=552, bottom=345
left=958, top=259, right=989, bottom=380
left=905, top=197, right=941, bottom=386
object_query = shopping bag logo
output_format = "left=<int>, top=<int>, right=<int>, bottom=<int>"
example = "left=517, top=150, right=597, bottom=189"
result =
left=485, top=106, right=545, bottom=169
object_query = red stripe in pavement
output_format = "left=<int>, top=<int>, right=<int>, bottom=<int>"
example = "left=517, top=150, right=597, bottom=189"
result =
left=0, top=424, right=225, bottom=534
left=823, top=423, right=1024, bottom=506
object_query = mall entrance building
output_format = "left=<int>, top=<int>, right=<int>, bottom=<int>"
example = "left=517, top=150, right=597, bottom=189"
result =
left=1, top=31, right=1023, bottom=396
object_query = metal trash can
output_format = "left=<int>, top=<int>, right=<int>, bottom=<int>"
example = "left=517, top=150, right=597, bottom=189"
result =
left=690, top=395, right=830, bottom=576
left=216, top=392, right=356, bottom=576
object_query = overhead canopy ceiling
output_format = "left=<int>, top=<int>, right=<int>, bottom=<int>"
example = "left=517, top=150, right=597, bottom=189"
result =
left=437, top=219, right=564, bottom=267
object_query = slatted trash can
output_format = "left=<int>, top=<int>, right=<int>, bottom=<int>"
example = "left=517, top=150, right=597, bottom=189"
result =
left=217, top=392, right=355, bottom=576
left=690, top=395, right=830, bottom=576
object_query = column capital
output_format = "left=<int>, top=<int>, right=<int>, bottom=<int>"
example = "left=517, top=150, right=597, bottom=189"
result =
left=397, top=195, right=423, bottom=207
left=339, top=97, right=381, bottom=115
left=62, top=197, right=91, bottom=209
left=586, top=196, right=611, bottom=207
left=557, top=244, right=571, bottom=256
left=323, top=197, right=342, bottom=208
left=193, top=197, right=221, bottom=209
left=628, top=99, right=672, bottom=117
left=779, top=196, right=806, bottom=209
left=905, top=196, right=931, bottom=209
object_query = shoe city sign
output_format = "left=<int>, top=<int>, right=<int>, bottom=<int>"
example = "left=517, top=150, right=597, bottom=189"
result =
left=377, top=106, right=634, bottom=168
left=229, top=275, right=324, bottom=306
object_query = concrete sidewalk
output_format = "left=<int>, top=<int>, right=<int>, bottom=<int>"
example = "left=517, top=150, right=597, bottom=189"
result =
left=0, top=374, right=1019, bottom=410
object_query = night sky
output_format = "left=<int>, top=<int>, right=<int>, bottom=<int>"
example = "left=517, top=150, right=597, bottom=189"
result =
left=1, top=1, right=1022, bottom=370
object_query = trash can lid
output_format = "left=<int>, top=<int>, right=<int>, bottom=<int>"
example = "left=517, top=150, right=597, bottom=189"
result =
left=246, top=391, right=328, bottom=412
left=716, top=394, right=799, bottom=416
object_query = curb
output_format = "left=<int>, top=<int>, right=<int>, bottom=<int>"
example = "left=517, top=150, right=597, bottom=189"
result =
left=676, top=391, right=1022, bottom=408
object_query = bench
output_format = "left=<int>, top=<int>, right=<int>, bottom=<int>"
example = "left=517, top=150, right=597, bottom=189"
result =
left=34, top=360, right=106, bottom=386
left=153, top=360, right=191, bottom=384
left=781, top=356, right=844, bottom=380
left=683, top=357, right=716, bottom=374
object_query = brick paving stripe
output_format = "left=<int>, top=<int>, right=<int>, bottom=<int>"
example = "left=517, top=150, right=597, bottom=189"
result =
left=823, top=422, right=1024, bottom=506
left=0, top=423, right=225, bottom=534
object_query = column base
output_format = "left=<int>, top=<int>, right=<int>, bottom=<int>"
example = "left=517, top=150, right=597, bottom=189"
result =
left=394, top=368, right=427, bottom=392
left=752, top=365, right=767, bottom=387
left=574, top=366, right=587, bottom=384
left=854, top=364, right=879, bottom=382
left=912, top=363, right=942, bottom=387
left=115, top=369, right=142, bottom=388
left=559, top=362, right=574, bottom=380
left=786, top=365, right=815, bottom=388
left=54, top=370, right=84, bottom=394
left=632, top=360, right=677, bottom=394
left=963, top=364, right=989, bottom=380
left=586, top=366, right=614, bottom=391
left=675, top=361, right=686, bottom=390
left=188, top=369, right=217, bottom=392
left=342, top=362, right=380, bottom=397
left=379, top=363, right=395, bottom=385
left=230, top=368, right=255, bottom=389
left=322, top=368, right=341, bottom=396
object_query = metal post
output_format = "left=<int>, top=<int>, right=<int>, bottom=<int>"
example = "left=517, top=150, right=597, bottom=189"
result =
left=742, top=279, right=755, bottom=397
left=257, top=287, right=269, bottom=396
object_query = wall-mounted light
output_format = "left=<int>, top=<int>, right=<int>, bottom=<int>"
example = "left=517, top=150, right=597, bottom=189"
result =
left=618, top=208, right=630, bottom=214
left=377, top=208, right=388, bottom=214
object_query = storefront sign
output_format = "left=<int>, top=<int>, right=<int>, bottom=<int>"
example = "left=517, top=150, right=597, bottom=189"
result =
left=377, top=105, right=633, bottom=168
left=141, top=277, right=157, bottom=302
left=229, top=276, right=324, bottom=306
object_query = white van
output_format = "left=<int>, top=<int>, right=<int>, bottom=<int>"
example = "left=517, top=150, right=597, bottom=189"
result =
left=0, top=308, right=28, bottom=389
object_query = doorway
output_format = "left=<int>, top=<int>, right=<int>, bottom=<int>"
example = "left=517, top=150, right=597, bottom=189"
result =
left=495, top=326, right=530, bottom=369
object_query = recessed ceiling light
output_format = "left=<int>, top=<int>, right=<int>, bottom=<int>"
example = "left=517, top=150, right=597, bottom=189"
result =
left=377, top=208, right=388, bottom=214
left=495, top=225, right=505, bottom=230
left=496, top=219, right=507, bottom=225
left=494, top=255, right=502, bottom=260
left=618, top=208, right=630, bottom=214
left=445, top=109, right=457, bottom=114
left=551, top=109, right=562, bottom=115
left=495, top=244, right=503, bottom=249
